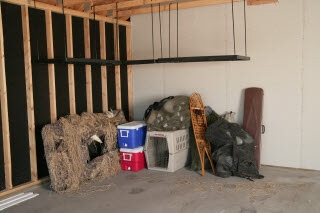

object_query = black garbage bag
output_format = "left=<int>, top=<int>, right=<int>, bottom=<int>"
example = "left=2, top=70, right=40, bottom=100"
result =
left=212, top=144, right=233, bottom=178
left=205, top=119, right=263, bottom=179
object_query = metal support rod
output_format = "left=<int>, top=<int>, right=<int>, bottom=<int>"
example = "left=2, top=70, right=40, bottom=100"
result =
left=158, top=4, right=163, bottom=58
left=244, top=0, right=247, bottom=56
left=176, top=0, right=179, bottom=58
left=116, top=3, right=119, bottom=60
left=169, top=3, right=171, bottom=58
left=151, top=4, right=155, bottom=60
left=231, top=0, right=236, bottom=55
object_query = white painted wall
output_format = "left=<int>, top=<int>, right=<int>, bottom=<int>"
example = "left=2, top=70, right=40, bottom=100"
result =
left=130, top=0, right=320, bottom=170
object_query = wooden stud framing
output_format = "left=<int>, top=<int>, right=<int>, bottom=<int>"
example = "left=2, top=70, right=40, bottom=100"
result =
left=2, top=0, right=130, bottom=26
left=0, top=3, right=13, bottom=190
left=45, top=10, right=57, bottom=123
left=60, top=0, right=99, bottom=6
left=21, top=5, right=38, bottom=182
left=114, top=23, right=121, bottom=110
left=0, top=0, right=134, bottom=197
left=126, top=25, right=133, bottom=121
left=84, top=18, right=93, bottom=113
left=99, top=21, right=108, bottom=112
left=66, top=14, right=76, bottom=115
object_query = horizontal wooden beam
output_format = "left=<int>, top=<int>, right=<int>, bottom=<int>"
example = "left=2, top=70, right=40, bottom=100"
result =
left=59, top=0, right=91, bottom=6
left=2, top=0, right=130, bottom=26
left=117, top=0, right=242, bottom=17
left=94, top=0, right=173, bottom=12
left=247, top=0, right=277, bottom=5
left=0, top=178, right=49, bottom=199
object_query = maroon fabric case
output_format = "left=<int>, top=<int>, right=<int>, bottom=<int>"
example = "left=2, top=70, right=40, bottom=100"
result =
left=243, top=88, right=264, bottom=169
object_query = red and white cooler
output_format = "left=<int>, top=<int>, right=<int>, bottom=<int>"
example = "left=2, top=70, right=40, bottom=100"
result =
left=120, top=146, right=146, bottom=172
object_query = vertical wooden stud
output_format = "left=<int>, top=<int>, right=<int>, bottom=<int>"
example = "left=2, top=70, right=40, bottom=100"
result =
left=21, top=5, right=38, bottom=182
left=0, top=3, right=12, bottom=190
left=100, top=21, right=108, bottom=112
left=126, top=25, right=133, bottom=121
left=114, top=23, right=121, bottom=109
left=45, top=10, right=57, bottom=122
left=84, top=18, right=93, bottom=113
left=65, top=14, right=76, bottom=114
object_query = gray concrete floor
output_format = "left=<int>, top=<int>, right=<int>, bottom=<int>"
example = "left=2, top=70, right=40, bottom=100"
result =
left=3, top=166, right=320, bottom=213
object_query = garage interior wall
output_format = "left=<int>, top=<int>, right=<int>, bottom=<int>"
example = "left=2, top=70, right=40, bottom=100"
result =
left=0, top=1, right=131, bottom=194
left=131, top=0, right=320, bottom=170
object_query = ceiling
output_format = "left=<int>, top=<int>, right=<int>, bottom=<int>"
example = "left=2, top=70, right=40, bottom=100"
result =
left=33, top=0, right=277, bottom=21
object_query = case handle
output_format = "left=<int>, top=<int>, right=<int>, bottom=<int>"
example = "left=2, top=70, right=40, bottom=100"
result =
left=120, top=130, right=129, bottom=138
left=123, top=153, right=132, bottom=161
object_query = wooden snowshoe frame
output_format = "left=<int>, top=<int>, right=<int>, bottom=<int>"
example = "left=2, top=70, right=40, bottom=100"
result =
left=189, top=93, right=215, bottom=176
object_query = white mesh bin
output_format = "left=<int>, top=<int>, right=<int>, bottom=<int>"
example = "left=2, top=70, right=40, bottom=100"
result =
left=144, top=129, right=190, bottom=172
left=146, top=130, right=189, bottom=153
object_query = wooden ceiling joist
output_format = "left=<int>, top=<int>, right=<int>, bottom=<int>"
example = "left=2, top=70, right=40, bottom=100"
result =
left=2, top=0, right=277, bottom=21
left=93, top=0, right=174, bottom=12
left=116, top=0, right=242, bottom=18
left=247, top=0, right=277, bottom=5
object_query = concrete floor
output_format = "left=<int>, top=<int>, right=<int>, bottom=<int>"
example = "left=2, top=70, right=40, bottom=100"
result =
left=3, top=166, right=320, bottom=213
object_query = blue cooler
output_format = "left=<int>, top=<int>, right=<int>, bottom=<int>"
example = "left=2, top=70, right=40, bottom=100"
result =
left=117, top=121, right=147, bottom=148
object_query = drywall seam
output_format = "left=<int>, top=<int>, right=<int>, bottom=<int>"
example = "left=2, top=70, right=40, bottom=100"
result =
left=299, top=0, right=305, bottom=169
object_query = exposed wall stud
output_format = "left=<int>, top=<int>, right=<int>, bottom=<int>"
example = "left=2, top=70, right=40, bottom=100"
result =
left=21, top=5, right=38, bottom=182
left=126, top=25, right=133, bottom=121
left=84, top=18, right=93, bottom=113
left=45, top=10, right=57, bottom=122
left=99, top=21, right=108, bottom=112
left=0, top=3, right=13, bottom=190
left=65, top=14, right=76, bottom=114
left=114, top=5, right=121, bottom=109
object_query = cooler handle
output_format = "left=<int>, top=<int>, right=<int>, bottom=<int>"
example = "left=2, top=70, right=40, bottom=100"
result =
left=123, top=153, right=132, bottom=161
left=120, top=130, right=129, bottom=138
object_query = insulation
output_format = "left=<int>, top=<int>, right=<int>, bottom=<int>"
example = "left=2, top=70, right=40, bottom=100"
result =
left=52, top=12, right=70, bottom=118
left=72, top=16, right=87, bottom=114
left=42, top=110, right=126, bottom=193
left=119, top=25, right=129, bottom=119
left=2, top=2, right=31, bottom=186
left=90, top=19, right=103, bottom=113
left=29, top=7, right=51, bottom=178
left=106, top=23, right=117, bottom=110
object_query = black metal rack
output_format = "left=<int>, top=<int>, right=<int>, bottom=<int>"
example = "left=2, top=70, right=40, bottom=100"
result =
left=36, top=58, right=122, bottom=66
left=35, top=0, right=249, bottom=66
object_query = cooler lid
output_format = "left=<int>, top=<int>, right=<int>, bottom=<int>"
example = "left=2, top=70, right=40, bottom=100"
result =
left=120, top=146, right=144, bottom=153
left=117, top=121, right=146, bottom=129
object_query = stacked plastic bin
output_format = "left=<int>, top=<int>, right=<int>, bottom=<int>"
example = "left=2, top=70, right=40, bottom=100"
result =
left=117, top=121, right=147, bottom=172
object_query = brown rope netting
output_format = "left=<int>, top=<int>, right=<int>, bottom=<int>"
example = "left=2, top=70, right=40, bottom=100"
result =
left=42, top=110, right=127, bottom=193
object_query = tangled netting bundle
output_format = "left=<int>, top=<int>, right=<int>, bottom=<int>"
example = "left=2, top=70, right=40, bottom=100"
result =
left=42, top=110, right=126, bottom=193
left=205, top=119, right=264, bottom=179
